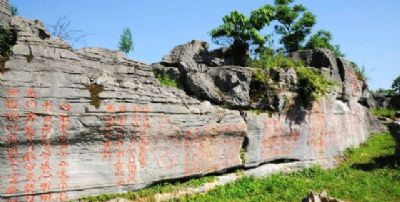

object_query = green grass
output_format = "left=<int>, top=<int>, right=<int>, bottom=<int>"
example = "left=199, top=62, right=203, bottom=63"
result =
left=79, top=176, right=216, bottom=202
left=371, top=108, right=397, bottom=120
left=177, top=133, right=400, bottom=202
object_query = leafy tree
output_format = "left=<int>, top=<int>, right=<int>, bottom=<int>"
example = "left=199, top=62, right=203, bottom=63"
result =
left=304, top=30, right=345, bottom=57
left=392, top=75, right=400, bottom=94
left=274, top=0, right=316, bottom=53
left=10, top=4, right=18, bottom=16
left=210, top=5, right=274, bottom=65
left=118, top=28, right=134, bottom=55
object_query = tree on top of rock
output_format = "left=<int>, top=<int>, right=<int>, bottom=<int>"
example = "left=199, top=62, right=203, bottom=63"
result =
left=119, top=28, right=134, bottom=55
left=274, top=0, right=316, bottom=53
left=210, top=5, right=275, bottom=66
left=304, top=29, right=345, bottom=58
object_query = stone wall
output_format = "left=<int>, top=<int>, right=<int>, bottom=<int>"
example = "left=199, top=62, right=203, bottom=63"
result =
left=244, top=97, right=369, bottom=168
left=0, top=16, right=371, bottom=201
left=0, top=0, right=11, bottom=26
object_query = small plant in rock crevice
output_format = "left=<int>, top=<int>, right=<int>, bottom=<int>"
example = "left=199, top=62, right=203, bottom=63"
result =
left=296, top=66, right=336, bottom=107
left=86, top=84, right=104, bottom=109
left=155, top=71, right=182, bottom=89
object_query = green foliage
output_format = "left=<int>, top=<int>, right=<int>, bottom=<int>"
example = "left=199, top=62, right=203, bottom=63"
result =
left=392, top=75, right=400, bottom=94
left=0, top=25, right=17, bottom=57
left=155, top=71, right=181, bottom=88
left=371, top=108, right=397, bottom=120
left=10, top=4, right=18, bottom=16
left=179, top=133, right=400, bottom=202
left=296, top=66, right=336, bottom=106
left=375, top=88, right=396, bottom=97
left=304, top=30, right=345, bottom=58
left=80, top=176, right=216, bottom=202
left=250, top=51, right=304, bottom=70
left=350, top=62, right=368, bottom=82
left=274, top=0, right=316, bottom=53
left=118, top=28, right=134, bottom=55
left=210, top=5, right=274, bottom=65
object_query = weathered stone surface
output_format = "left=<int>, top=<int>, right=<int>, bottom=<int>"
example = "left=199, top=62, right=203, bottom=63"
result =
left=390, top=120, right=400, bottom=157
left=243, top=96, right=370, bottom=168
left=302, top=191, right=344, bottom=202
left=0, top=0, right=11, bottom=26
left=153, top=40, right=252, bottom=108
left=0, top=17, right=246, bottom=201
left=0, top=16, right=374, bottom=201
left=291, top=48, right=365, bottom=101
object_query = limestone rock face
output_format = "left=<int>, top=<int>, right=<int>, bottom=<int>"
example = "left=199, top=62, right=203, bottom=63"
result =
left=291, top=48, right=365, bottom=101
left=0, top=0, right=11, bottom=26
left=0, top=17, right=373, bottom=201
left=153, top=40, right=252, bottom=108
left=0, top=17, right=246, bottom=201
left=243, top=96, right=370, bottom=168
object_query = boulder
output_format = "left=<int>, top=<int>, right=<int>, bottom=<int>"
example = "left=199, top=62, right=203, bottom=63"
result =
left=302, top=191, right=344, bottom=202
left=390, top=120, right=400, bottom=157
left=291, top=48, right=364, bottom=101
left=153, top=40, right=252, bottom=108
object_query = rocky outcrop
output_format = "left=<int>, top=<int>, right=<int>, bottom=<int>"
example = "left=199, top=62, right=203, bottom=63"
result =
left=0, top=16, right=372, bottom=201
left=374, top=93, right=400, bottom=109
left=152, top=40, right=252, bottom=109
left=302, top=191, right=344, bottom=202
left=0, top=17, right=246, bottom=201
left=390, top=120, right=400, bottom=156
left=243, top=96, right=369, bottom=168
left=0, top=0, right=11, bottom=26
left=291, top=48, right=365, bottom=102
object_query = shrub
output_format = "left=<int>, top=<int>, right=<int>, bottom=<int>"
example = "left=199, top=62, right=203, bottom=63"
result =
left=296, top=66, right=336, bottom=106
left=371, top=108, right=397, bottom=120
left=0, top=25, right=17, bottom=57
left=249, top=51, right=304, bottom=70
left=350, top=62, right=368, bottom=82
left=155, top=71, right=181, bottom=88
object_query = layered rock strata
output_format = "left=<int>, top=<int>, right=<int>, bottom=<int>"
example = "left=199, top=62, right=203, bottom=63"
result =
left=0, top=16, right=372, bottom=201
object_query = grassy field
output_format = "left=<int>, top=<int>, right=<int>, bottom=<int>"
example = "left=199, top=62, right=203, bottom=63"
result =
left=177, top=133, right=400, bottom=202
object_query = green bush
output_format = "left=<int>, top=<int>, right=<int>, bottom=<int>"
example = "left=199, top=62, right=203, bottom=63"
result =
left=371, top=108, right=397, bottom=120
left=350, top=62, right=368, bottom=82
left=249, top=52, right=304, bottom=70
left=296, top=66, right=336, bottom=106
left=0, top=25, right=17, bottom=57
left=155, top=71, right=181, bottom=88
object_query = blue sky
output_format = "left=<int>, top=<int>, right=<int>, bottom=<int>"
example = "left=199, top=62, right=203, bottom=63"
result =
left=12, top=0, right=400, bottom=90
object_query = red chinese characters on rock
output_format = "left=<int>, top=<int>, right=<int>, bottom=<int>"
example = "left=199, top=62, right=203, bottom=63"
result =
left=39, top=100, right=53, bottom=202
left=153, top=116, right=176, bottom=171
left=183, top=123, right=243, bottom=176
left=23, top=89, right=38, bottom=202
left=260, top=117, right=300, bottom=160
left=57, top=103, right=72, bottom=201
left=4, top=88, right=20, bottom=196
left=102, top=103, right=150, bottom=185
left=346, top=68, right=361, bottom=97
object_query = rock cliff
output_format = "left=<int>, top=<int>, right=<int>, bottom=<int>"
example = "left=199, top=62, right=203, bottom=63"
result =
left=0, top=16, right=372, bottom=201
